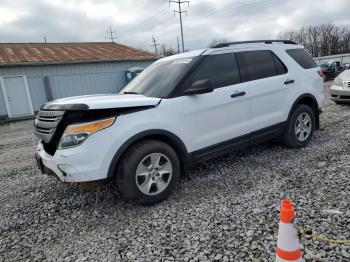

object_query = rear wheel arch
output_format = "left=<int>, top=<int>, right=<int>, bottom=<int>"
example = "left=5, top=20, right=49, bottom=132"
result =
left=107, top=130, right=190, bottom=179
left=288, top=94, right=320, bottom=130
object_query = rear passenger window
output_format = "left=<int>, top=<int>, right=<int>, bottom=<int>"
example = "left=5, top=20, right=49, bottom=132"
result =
left=286, top=49, right=317, bottom=69
left=191, top=53, right=240, bottom=89
left=236, top=50, right=287, bottom=82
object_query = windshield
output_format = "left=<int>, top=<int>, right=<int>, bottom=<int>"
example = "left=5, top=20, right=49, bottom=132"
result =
left=120, top=57, right=199, bottom=98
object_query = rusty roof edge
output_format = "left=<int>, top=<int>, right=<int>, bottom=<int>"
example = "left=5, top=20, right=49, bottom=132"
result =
left=0, top=56, right=162, bottom=67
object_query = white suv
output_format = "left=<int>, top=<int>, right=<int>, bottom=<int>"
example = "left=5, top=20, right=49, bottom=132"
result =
left=35, top=40, right=325, bottom=205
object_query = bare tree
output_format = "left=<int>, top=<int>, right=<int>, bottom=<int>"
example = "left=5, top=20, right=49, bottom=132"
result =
left=280, top=23, right=350, bottom=57
left=160, top=44, right=176, bottom=57
left=207, top=38, right=228, bottom=48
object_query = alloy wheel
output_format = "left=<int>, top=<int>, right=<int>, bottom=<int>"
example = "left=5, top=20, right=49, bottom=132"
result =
left=135, top=153, right=173, bottom=196
left=294, top=112, right=312, bottom=142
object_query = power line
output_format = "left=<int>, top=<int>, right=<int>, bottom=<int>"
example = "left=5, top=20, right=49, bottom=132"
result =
left=105, top=25, right=119, bottom=42
left=151, top=36, right=160, bottom=54
left=155, top=0, right=274, bottom=46
left=117, top=5, right=170, bottom=36
left=169, top=0, right=189, bottom=52
left=123, top=0, right=275, bottom=51
left=185, top=0, right=273, bottom=25
left=121, top=1, right=207, bottom=44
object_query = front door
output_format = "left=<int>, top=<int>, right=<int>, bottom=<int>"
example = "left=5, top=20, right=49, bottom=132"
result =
left=163, top=52, right=250, bottom=153
left=1, top=76, right=33, bottom=117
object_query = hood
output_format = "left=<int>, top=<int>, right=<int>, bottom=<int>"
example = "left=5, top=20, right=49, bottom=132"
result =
left=338, top=69, right=350, bottom=80
left=41, top=94, right=161, bottom=111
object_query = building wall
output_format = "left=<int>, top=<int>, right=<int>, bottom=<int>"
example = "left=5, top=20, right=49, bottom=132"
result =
left=0, top=60, right=155, bottom=118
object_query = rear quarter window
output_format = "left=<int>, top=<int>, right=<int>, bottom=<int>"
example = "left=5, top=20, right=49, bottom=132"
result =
left=286, top=49, right=317, bottom=69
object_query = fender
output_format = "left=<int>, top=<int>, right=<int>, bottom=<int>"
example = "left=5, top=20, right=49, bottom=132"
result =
left=287, top=93, right=320, bottom=130
left=107, top=129, right=191, bottom=178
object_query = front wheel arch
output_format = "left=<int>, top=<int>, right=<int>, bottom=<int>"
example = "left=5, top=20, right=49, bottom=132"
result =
left=107, top=130, right=190, bottom=179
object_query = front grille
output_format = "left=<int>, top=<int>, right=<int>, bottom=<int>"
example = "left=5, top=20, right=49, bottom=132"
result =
left=340, top=95, right=350, bottom=99
left=34, top=110, right=65, bottom=143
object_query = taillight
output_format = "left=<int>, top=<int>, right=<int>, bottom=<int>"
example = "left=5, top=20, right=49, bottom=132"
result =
left=317, top=70, right=324, bottom=77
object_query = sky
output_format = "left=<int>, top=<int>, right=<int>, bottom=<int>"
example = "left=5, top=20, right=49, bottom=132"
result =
left=0, top=0, right=350, bottom=52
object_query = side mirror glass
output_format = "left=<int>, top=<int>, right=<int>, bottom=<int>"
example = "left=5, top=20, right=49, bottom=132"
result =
left=184, top=79, right=214, bottom=95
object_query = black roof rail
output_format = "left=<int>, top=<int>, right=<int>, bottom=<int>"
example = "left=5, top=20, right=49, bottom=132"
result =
left=212, top=40, right=297, bottom=48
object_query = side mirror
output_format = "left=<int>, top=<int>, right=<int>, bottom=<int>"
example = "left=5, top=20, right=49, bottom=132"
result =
left=184, top=79, right=214, bottom=95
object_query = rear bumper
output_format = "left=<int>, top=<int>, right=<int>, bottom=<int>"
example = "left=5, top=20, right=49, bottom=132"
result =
left=330, top=87, right=350, bottom=102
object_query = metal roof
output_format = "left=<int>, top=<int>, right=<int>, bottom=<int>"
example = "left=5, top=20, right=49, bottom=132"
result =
left=0, top=42, right=159, bottom=66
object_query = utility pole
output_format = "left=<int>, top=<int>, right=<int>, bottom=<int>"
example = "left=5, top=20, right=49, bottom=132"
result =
left=177, top=36, right=180, bottom=53
left=105, top=26, right=119, bottom=42
left=151, top=36, right=160, bottom=54
left=43, top=36, right=47, bottom=43
left=169, top=0, right=189, bottom=52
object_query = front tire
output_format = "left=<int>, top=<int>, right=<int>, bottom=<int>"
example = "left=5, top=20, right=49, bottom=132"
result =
left=116, top=140, right=180, bottom=205
left=282, top=104, right=315, bottom=148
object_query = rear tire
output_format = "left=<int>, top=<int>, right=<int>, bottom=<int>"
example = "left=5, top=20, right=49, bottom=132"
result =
left=116, top=140, right=180, bottom=205
left=282, top=104, right=315, bottom=148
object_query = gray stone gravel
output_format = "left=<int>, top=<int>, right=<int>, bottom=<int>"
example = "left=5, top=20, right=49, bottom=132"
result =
left=0, top=83, right=349, bottom=261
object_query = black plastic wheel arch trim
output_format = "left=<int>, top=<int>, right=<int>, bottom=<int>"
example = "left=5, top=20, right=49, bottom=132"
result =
left=107, top=129, right=191, bottom=178
left=287, top=93, right=320, bottom=130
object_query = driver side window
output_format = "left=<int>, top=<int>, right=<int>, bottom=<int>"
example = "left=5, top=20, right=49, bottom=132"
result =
left=190, top=53, right=240, bottom=89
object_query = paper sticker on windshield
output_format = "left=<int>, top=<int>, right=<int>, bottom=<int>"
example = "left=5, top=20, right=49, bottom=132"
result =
left=173, top=59, right=192, bottom=64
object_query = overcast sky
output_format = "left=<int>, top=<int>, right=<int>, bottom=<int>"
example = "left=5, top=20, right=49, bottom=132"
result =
left=0, top=0, right=349, bottom=52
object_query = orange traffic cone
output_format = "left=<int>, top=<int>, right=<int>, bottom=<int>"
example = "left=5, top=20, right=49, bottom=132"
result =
left=276, top=199, right=303, bottom=262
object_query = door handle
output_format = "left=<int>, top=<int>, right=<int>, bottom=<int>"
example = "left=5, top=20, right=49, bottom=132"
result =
left=284, top=79, right=295, bottom=85
left=231, top=91, right=246, bottom=98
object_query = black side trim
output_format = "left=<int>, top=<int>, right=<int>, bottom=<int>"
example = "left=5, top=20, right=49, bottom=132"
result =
left=107, top=129, right=190, bottom=178
left=41, top=103, right=89, bottom=111
left=191, top=122, right=286, bottom=163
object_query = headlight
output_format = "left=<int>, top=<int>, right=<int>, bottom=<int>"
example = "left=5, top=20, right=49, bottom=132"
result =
left=333, top=77, right=343, bottom=87
left=58, top=117, right=115, bottom=149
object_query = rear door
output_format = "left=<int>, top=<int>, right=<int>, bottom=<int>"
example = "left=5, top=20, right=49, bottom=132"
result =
left=236, top=50, right=294, bottom=132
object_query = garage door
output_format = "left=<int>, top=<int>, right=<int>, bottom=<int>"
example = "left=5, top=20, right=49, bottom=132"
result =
left=0, top=76, right=33, bottom=117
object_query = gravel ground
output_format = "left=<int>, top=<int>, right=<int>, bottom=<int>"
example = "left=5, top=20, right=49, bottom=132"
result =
left=0, top=83, right=349, bottom=261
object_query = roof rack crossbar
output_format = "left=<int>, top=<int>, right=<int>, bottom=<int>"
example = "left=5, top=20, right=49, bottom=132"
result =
left=212, top=40, right=297, bottom=48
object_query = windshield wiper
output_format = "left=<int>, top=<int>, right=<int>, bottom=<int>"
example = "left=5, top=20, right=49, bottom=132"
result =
left=123, top=91, right=139, bottom=95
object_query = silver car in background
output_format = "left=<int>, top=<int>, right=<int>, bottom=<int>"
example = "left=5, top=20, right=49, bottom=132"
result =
left=330, top=70, right=350, bottom=104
